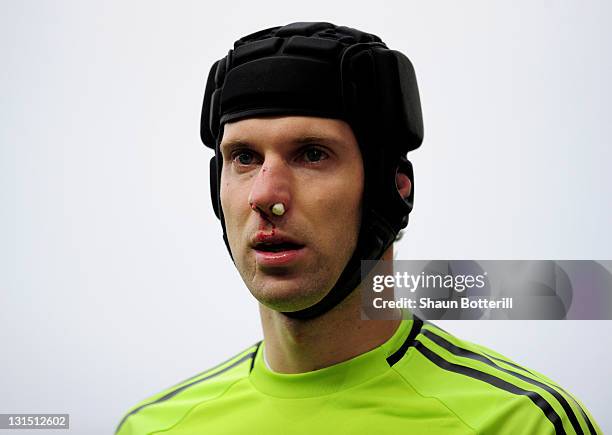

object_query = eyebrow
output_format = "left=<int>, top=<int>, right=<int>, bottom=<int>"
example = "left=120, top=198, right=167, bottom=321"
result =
left=221, top=135, right=344, bottom=150
left=220, top=139, right=251, bottom=151
left=294, top=135, right=341, bottom=145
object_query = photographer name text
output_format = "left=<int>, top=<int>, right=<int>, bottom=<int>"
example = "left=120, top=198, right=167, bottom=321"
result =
left=372, top=297, right=513, bottom=310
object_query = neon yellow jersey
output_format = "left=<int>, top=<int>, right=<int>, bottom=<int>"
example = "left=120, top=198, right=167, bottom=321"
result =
left=116, top=317, right=600, bottom=434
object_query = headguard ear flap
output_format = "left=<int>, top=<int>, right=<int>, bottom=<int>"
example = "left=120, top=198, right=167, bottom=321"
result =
left=341, top=46, right=422, bottom=237
left=398, top=157, right=414, bottom=229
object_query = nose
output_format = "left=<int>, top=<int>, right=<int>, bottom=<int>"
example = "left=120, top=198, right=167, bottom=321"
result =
left=248, top=155, right=292, bottom=220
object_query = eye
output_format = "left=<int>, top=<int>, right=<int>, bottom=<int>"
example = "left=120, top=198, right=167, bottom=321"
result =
left=301, top=147, right=328, bottom=163
left=232, top=150, right=257, bottom=166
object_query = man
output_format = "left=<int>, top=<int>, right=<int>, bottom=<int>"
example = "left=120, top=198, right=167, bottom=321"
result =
left=116, top=22, right=600, bottom=434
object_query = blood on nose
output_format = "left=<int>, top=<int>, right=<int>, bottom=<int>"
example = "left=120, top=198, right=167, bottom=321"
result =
left=248, top=159, right=291, bottom=218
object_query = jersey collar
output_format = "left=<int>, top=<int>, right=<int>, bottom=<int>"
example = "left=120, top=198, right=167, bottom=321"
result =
left=248, top=314, right=417, bottom=398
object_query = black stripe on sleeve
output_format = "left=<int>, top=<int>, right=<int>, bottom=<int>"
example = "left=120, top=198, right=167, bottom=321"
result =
left=115, top=345, right=259, bottom=434
left=422, top=329, right=595, bottom=435
left=482, top=351, right=538, bottom=375
left=552, top=386, right=598, bottom=435
left=386, top=317, right=423, bottom=367
left=415, top=340, right=567, bottom=435
left=481, top=350, right=598, bottom=435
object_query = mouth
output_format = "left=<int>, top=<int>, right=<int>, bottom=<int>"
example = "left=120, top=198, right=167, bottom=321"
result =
left=254, top=242, right=304, bottom=253
left=251, top=233, right=306, bottom=267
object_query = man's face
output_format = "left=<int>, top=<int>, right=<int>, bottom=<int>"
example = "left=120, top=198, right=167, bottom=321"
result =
left=220, top=116, right=364, bottom=312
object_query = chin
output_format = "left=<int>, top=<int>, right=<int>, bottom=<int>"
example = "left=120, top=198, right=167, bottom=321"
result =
left=249, top=278, right=331, bottom=313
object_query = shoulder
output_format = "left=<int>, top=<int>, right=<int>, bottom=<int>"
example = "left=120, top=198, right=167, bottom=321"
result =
left=394, top=320, right=600, bottom=435
left=115, top=342, right=261, bottom=435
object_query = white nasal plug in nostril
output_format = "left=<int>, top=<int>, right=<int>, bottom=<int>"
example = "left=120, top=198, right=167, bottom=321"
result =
left=271, top=203, right=285, bottom=216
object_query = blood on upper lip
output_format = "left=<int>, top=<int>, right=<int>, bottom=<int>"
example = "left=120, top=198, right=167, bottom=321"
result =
left=255, top=228, right=276, bottom=242
left=255, top=233, right=287, bottom=245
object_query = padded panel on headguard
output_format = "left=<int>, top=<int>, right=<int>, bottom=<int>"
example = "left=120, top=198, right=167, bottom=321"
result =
left=344, top=47, right=423, bottom=155
left=201, top=60, right=220, bottom=148
left=214, top=58, right=226, bottom=87
left=209, top=157, right=220, bottom=218
left=275, top=22, right=334, bottom=37
left=233, top=37, right=283, bottom=67
left=219, top=56, right=344, bottom=124
left=283, top=36, right=343, bottom=58
left=336, top=25, right=382, bottom=43
left=209, top=89, right=222, bottom=140
left=395, top=52, right=424, bottom=148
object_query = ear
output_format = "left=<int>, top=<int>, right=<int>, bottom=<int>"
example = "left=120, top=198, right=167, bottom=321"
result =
left=395, top=170, right=412, bottom=200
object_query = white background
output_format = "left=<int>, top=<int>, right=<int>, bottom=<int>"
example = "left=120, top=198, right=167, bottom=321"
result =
left=1, top=1, right=610, bottom=433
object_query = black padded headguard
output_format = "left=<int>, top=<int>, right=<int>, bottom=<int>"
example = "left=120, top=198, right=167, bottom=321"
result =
left=201, top=22, right=423, bottom=319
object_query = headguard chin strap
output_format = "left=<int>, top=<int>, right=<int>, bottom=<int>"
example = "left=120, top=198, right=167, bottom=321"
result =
left=201, top=22, right=424, bottom=319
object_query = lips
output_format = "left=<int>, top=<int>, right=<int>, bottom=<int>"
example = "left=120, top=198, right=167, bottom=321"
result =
left=250, top=232, right=305, bottom=251
left=250, top=232, right=306, bottom=267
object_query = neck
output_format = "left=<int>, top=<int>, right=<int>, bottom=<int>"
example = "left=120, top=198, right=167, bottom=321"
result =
left=259, top=248, right=401, bottom=374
